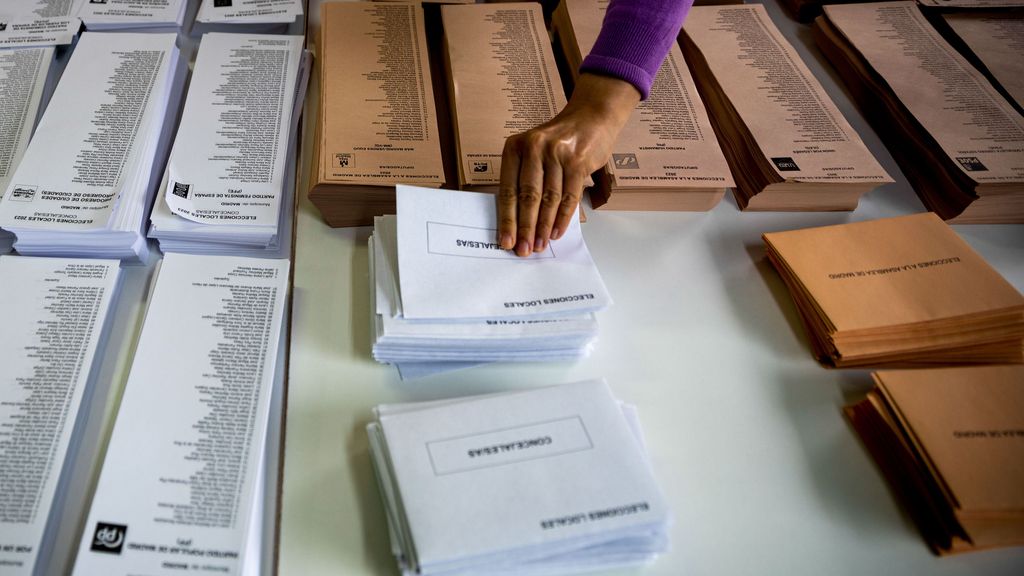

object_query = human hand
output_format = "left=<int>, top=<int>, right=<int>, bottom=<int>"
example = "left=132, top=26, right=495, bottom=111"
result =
left=498, top=73, right=640, bottom=257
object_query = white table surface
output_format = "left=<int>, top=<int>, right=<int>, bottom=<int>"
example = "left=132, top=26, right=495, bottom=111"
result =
left=278, top=1, right=1024, bottom=575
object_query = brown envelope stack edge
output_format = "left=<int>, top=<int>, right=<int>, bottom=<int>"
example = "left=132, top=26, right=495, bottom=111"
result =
left=762, top=213, right=1024, bottom=367
left=680, top=5, right=892, bottom=212
left=814, top=2, right=1024, bottom=223
left=845, top=366, right=1024, bottom=554
left=551, top=0, right=734, bottom=211
left=311, top=2, right=445, bottom=228
left=441, top=2, right=568, bottom=193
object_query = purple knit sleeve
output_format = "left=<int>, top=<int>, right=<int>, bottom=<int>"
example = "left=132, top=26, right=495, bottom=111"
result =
left=579, top=0, right=694, bottom=99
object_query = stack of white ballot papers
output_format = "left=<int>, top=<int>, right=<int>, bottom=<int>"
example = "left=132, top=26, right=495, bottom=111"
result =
left=369, top=185, right=612, bottom=378
left=73, top=253, right=289, bottom=575
left=0, top=32, right=186, bottom=261
left=193, top=0, right=303, bottom=33
left=367, top=379, right=672, bottom=576
left=0, top=46, right=53, bottom=253
left=0, top=0, right=82, bottom=48
left=148, top=33, right=310, bottom=257
left=77, top=0, right=188, bottom=31
left=0, top=256, right=122, bottom=576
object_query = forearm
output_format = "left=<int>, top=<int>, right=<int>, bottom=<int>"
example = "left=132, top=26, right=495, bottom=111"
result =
left=579, top=0, right=694, bottom=99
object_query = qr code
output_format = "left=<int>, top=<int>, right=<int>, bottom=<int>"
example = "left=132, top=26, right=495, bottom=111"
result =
left=171, top=182, right=190, bottom=199
left=472, top=161, right=490, bottom=173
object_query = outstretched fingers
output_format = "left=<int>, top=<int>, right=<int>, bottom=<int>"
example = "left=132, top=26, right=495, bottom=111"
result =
left=498, top=137, right=522, bottom=251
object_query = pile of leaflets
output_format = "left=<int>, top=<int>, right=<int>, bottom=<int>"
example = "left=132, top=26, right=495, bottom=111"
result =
left=78, top=0, right=189, bottom=31
left=441, top=3, right=570, bottom=193
left=814, top=2, right=1024, bottom=222
left=552, top=0, right=734, bottom=211
left=0, top=32, right=185, bottom=261
left=681, top=4, right=890, bottom=211
left=309, top=2, right=445, bottom=227
left=193, top=0, right=304, bottom=34
left=0, top=46, right=53, bottom=253
left=368, top=379, right=672, bottom=575
left=369, top=185, right=611, bottom=379
left=148, top=33, right=310, bottom=258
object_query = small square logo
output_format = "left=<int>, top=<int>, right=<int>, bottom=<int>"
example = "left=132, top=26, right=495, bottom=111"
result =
left=171, top=182, right=190, bottom=199
left=91, top=522, right=127, bottom=555
left=335, top=153, right=354, bottom=169
left=956, top=157, right=988, bottom=172
left=10, top=186, right=36, bottom=202
left=771, top=157, right=801, bottom=172
left=471, top=161, right=490, bottom=174
left=612, top=153, right=639, bottom=170
left=214, top=0, right=232, bottom=7
left=0, top=22, right=7, bottom=32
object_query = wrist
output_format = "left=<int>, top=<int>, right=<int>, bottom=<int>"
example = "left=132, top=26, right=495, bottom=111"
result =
left=566, top=73, right=641, bottom=127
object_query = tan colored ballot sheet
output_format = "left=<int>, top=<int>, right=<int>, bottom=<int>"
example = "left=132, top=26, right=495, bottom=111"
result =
left=918, top=0, right=1024, bottom=7
left=318, top=2, right=444, bottom=186
left=763, top=212, right=1024, bottom=333
left=683, top=5, right=888, bottom=185
left=443, top=3, right=566, bottom=188
left=943, top=12, right=1024, bottom=111
left=563, top=0, right=732, bottom=190
left=875, top=366, right=1024, bottom=514
left=823, top=2, right=1024, bottom=185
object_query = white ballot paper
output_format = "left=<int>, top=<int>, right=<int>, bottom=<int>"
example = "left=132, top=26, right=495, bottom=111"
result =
left=0, top=256, right=121, bottom=576
left=196, top=0, right=302, bottom=24
left=396, top=185, right=612, bottom=320
left=0, top=46, right=53, bottom=253
left=0, top=31, right=184, bottom=260
left=370, top=217, right=601, bottom=375
left=77, top=0, right=188, bottom=31
left=166, top=33, right=302, bottom=228
left=0, top=0, right=83, bottom=48
left=150, top=42, right=310, bottom=257
left=367, top=379, right=671, bottom=575
left=73, top=253, right=289, bottom=576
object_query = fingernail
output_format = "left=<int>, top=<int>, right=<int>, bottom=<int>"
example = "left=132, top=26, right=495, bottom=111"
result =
left=534, top=237, right=545, bottom=252
left=500, top=233, right=513, bottom=250
left=516, top=239, right=531, bottom=256
left=551, top=227, right=562, bottom=240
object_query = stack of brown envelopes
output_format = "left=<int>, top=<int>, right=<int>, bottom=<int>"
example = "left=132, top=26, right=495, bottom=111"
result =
left=551, top=0, right=733, bottom=211
left=763, top=213, right=1024, bottom=367
left=680, top=4, right=891, bottom=211
left=814, top=2, right=1024, bottom=223
left=846, top=366, right=1024, bottom=554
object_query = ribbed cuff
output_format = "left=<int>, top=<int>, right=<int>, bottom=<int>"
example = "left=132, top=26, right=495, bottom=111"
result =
left=580, top=55, right=654, bottom=99
left=579, top=0, right=692, bottom=100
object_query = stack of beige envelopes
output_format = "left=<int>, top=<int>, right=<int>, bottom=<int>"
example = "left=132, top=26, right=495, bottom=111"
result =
left=845, top=366, right=1024, bottom=554
left=763, top=212, right=1024, bottom=367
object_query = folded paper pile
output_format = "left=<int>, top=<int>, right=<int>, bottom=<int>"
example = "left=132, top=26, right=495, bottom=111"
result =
left=368, top=379, right=672, bottom=575
left=369, top=185, right=612, bottom=379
